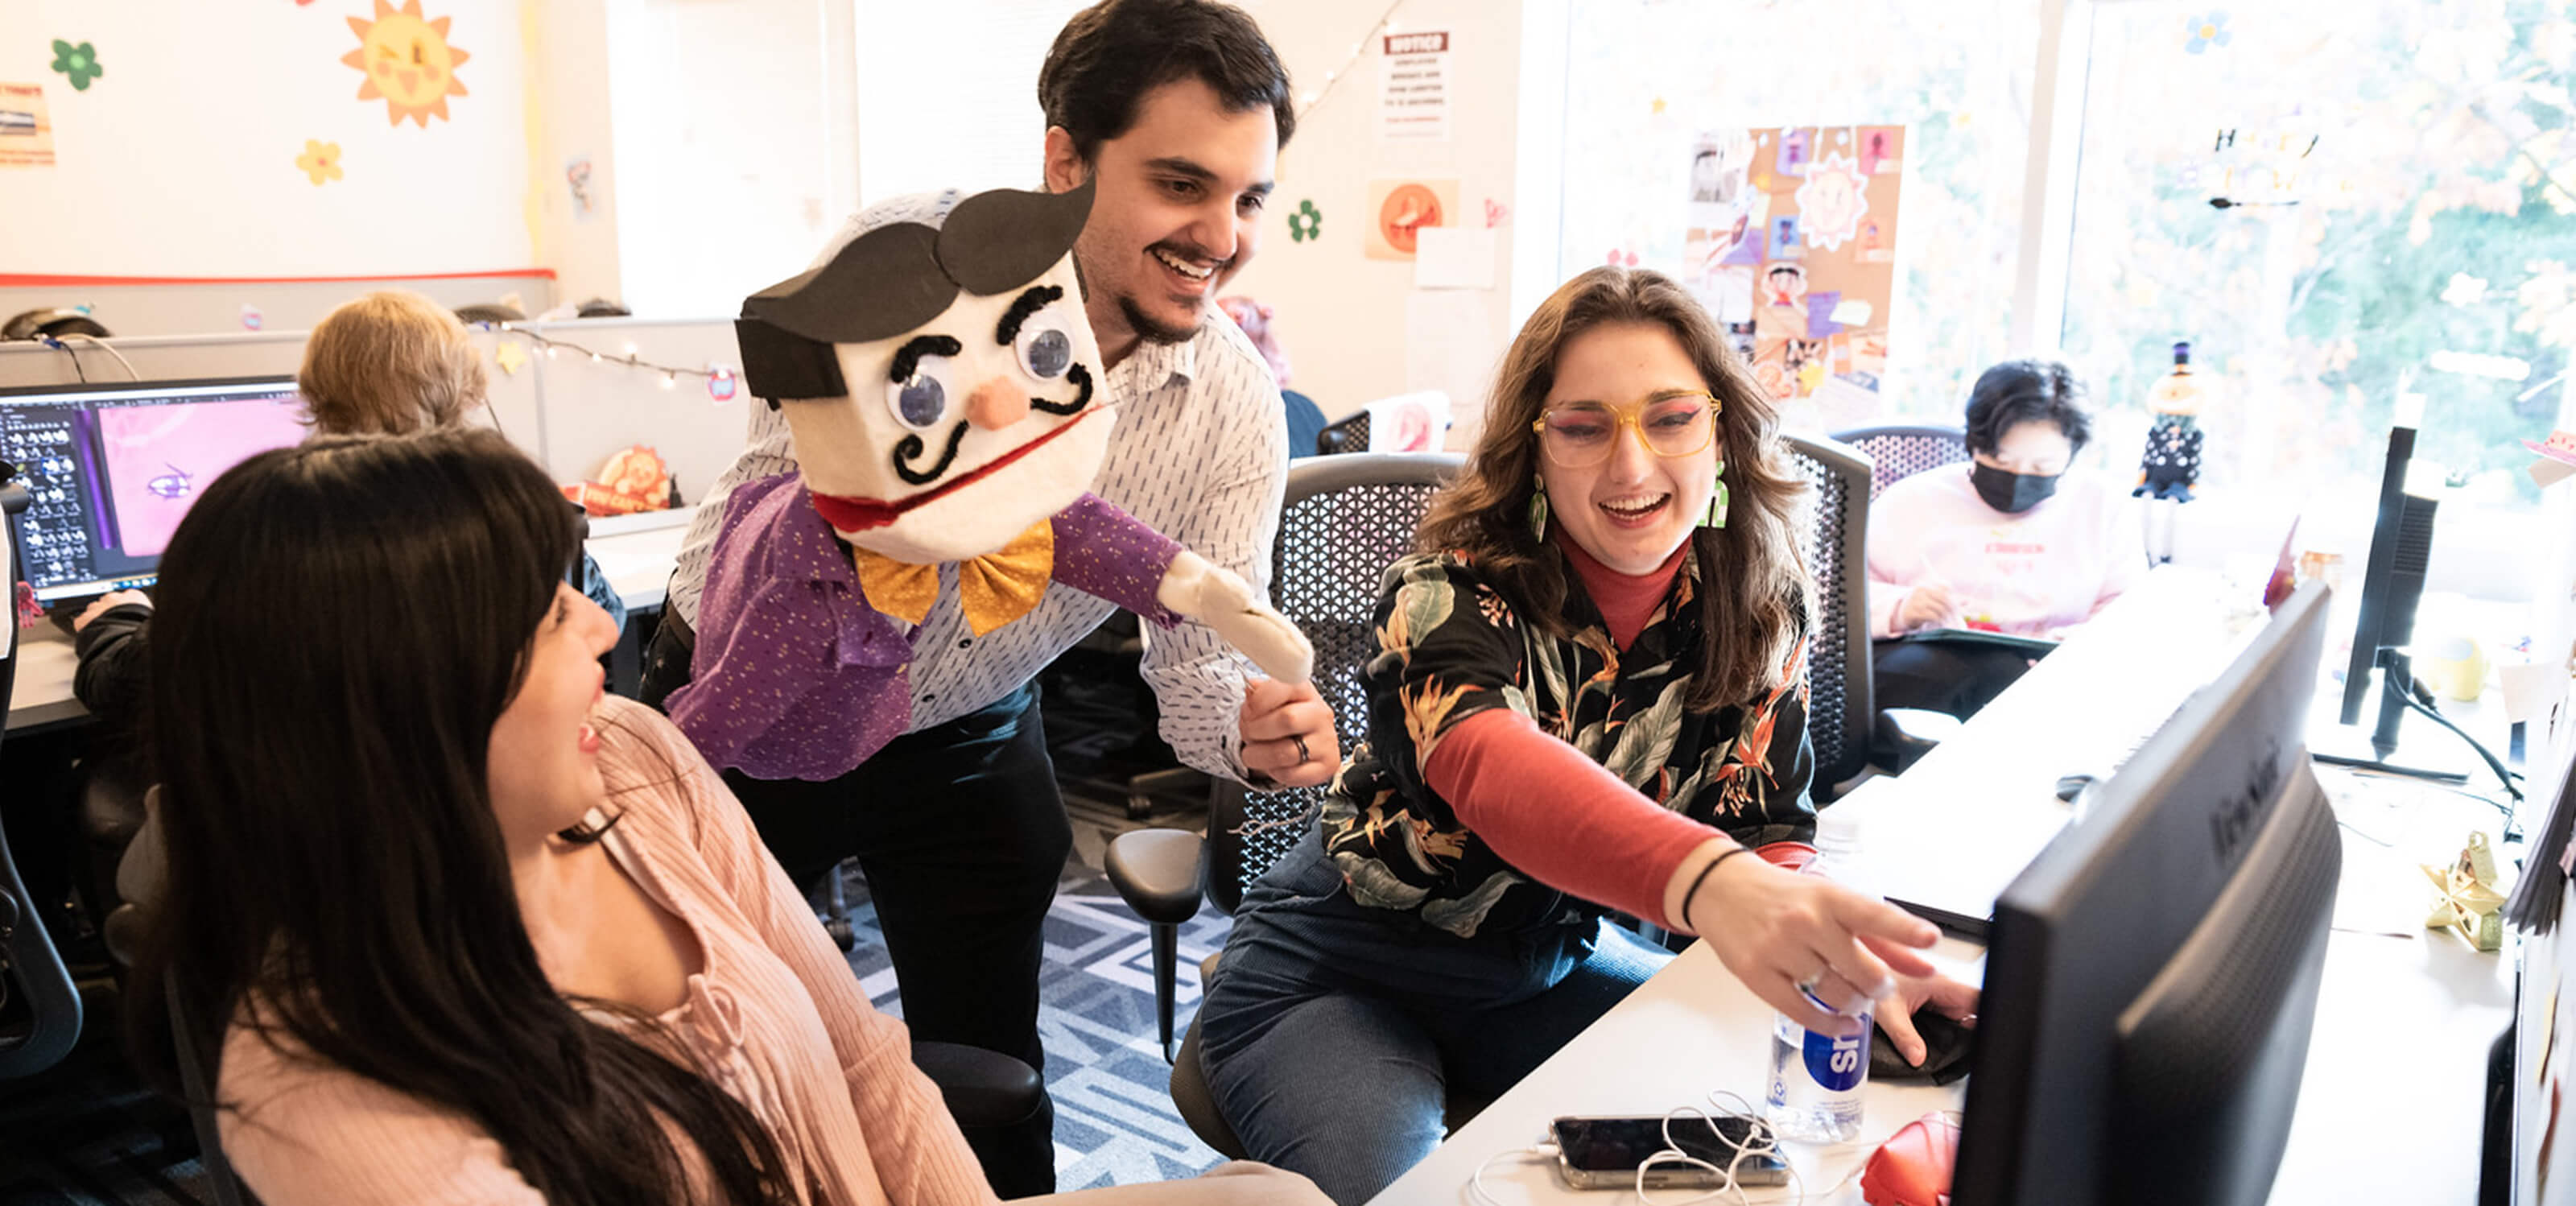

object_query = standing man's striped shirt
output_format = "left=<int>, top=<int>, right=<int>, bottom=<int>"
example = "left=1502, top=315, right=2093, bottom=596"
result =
left=667, top=189, right=1287, bottom=783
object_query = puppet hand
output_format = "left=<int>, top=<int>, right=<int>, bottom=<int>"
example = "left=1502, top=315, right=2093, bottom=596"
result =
left=1158, top=552, right=1315, bottom=684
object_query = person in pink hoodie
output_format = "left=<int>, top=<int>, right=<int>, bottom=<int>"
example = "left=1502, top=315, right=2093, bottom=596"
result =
left=1866, top=361, right=2147, bottom=717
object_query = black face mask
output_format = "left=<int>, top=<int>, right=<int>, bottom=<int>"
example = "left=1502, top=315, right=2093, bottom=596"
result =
left=1971, top=462, right=2061, bottom=514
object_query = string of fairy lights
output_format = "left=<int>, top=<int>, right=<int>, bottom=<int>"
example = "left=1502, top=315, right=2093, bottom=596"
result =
left=474, top=323, right=736, bottom=394
left=1294, top=0, right=1406, bottom=114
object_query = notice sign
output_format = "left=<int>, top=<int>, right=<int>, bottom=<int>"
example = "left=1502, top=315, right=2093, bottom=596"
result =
left=1379, top=31, right=1450, bottom=141
left=0, top=83, right=55, bottom=169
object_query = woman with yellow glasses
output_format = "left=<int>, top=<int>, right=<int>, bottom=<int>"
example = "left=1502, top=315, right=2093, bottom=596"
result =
left=1193, top=267, right=1976, bottom=1204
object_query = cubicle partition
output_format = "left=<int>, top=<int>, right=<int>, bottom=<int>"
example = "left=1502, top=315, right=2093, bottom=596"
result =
left=474, top=317, right=749, bottom=509
left=0, top=320, right=752, bottom=510
left=0, top=272, right=557, bottom=342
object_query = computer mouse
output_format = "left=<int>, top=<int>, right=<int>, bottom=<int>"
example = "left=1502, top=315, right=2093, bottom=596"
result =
left=1870, top=1005, right=1973, bottom=1084
left=1860, top=1111, right=1959, bottom=1206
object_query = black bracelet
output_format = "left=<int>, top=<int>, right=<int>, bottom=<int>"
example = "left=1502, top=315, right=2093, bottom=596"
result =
left=1680, top=846, right=1757, bottom=935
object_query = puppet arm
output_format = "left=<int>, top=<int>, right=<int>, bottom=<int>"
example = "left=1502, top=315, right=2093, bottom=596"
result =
left=1048, top=492, right=1313, bottom=687
left=1155, top=553, right=1313, bottom=686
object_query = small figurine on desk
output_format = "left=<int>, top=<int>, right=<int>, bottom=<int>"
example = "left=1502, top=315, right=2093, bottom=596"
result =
left=667, top=181, right=1315, bottom=781
left=2425, top=830, right=2509, bottom=952
left=2135, top=340, right=2206, bottom=504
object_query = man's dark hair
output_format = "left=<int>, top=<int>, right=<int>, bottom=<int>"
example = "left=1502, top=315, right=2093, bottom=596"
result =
left=1963, top=359, right=2091, bottom=456
left=1039, top=0, right=1295, bottom=163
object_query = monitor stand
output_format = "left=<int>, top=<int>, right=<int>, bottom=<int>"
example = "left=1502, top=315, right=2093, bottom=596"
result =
left=2310, top=656, right=2473, bottom=785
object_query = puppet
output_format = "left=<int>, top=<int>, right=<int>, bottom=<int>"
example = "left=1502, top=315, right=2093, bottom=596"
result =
left=668, top=182, right=1312, bottom=780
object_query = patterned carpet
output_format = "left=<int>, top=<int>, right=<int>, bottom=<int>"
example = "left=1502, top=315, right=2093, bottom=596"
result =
left=0, top=655, right=1237, bottom=1203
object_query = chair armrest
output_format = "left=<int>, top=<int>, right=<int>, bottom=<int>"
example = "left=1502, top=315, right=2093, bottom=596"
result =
left=912, top=1040, right=1044, bottom=1129
left=1104, top=828, right=1208, bottom=925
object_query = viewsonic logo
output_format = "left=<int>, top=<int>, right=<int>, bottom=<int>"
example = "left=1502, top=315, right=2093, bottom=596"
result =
left=2208, top=737, right=2285, bottom=868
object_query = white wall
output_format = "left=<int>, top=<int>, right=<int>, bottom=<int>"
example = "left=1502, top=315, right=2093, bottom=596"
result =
left=605, top=0, right=858, bottom=318
left=595, top=0, right=1537, bottom=432
left=1224, top=0, right=1529, bottom=439
left=0, top=0, right=531, bottom=279
left=851, top=0, right=1090, bottom=203
left=528, top=0, right=625, bottom=307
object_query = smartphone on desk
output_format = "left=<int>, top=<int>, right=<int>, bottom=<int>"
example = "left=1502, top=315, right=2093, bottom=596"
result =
left=1549, top=1114, right=1790, bottom=1190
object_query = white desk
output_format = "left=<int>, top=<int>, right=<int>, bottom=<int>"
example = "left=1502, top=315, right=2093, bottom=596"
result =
left=4, top=520, right=688, bottom=733
left=1373, top=573, right=2519, bottom=1205
left=1838, top=567, right=2263, bottom=934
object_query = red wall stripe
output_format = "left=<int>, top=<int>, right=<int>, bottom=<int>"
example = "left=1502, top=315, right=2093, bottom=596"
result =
left=0, top=269, right=557, bottom=287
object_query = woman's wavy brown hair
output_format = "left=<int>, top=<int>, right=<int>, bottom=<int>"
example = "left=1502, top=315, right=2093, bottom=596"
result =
left=1418, top=266, right=1811, bottom=711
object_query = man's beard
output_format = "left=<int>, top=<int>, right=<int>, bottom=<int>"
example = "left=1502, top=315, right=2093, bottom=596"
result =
left=1117, top=290, right=1200, bottom=346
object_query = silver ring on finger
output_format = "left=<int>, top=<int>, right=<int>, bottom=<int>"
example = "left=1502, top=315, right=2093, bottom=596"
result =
left=1794, top=965, right=1829, bottom=1001
left=1292, top=733, right=1312, bottom=764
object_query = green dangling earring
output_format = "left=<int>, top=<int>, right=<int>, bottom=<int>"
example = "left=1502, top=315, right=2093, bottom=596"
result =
left=1703, top=458, right=1729, bottom=529
left=1528, top=477, right=1550, bottom=540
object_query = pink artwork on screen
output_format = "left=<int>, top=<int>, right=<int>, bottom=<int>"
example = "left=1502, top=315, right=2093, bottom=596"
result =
left=99, top=399, right=308, bottom=558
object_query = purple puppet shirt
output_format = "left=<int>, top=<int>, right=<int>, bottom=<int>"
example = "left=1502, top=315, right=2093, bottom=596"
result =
left=667, top=472, right=1183, bottom=781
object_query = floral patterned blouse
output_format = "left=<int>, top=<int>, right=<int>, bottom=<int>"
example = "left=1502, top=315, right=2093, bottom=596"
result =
left=1317, top=547, right=1816, bottom=940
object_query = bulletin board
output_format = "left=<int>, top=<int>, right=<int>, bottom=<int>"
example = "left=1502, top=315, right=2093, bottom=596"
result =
left=1678, top=126, right=1904, bottom=407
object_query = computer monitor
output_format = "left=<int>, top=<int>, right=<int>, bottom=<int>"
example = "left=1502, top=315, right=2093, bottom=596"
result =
left=2316, top=420, right=2451, bottom=780
left=1953, top=581, right=2339, bottom=1206
left=0, top=378, right=308, bottom=604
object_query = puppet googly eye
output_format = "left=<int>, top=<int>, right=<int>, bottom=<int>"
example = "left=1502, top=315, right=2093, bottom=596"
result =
left=1014, top=319, right=1074, bottom=382
left=886, top=357, right=953, bottom=431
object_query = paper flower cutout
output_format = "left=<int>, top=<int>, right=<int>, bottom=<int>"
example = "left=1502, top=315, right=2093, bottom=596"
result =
left=1792, top=153, right=1871, bottom=252
left=50, top=41, right=102, bottom=92
left=296, top=139, right=345, bottom=186
left=343, top=0, right=471, bottom=127
left=2186, top=11, right=2232, bottom=54
left=1288, top=199, right=1323, bottom=243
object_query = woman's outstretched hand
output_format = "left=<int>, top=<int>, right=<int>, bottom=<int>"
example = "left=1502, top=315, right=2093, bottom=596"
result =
left=1679, top=846, right=1941, bottom=1037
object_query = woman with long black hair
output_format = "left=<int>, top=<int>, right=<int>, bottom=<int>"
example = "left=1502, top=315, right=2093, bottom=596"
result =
left=126, top=429, right=1319, bottom=1205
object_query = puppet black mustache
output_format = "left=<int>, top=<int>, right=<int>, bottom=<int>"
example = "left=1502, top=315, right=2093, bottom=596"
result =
left=891, top=364, right=1093, bottom=484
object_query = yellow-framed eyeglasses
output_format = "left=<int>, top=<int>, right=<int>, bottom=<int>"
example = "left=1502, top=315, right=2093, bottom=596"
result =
left=1530, top=392, right=1722, bottom=468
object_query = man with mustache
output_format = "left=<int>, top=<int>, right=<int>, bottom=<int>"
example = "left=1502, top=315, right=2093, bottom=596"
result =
left=642, top=1, right=1329, bottom=1195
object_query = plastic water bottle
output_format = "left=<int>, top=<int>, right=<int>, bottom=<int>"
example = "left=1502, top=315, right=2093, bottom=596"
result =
left=1765, top=806, right=1870, bottom=1143
left=1765, top=1007, right=1870, bottom=1143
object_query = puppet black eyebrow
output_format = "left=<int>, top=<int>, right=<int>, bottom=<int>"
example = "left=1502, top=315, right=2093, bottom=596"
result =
left=889, top=334, right=963, bottom=384
left=995, top=286, right=1064, bottom=346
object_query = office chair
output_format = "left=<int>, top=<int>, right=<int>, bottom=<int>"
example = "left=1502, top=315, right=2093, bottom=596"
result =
left=1828, top=423, right=1971, bottom=501
left=1314, top=411, right=1370, bottom=456
left=0, top=467, right=84, bottom=1081
left=1781, top=433, right=1879, bottom=800
left=1827, top=423, right=1975, bottom=770
left=1104, top=452, right=1461, bottom=1154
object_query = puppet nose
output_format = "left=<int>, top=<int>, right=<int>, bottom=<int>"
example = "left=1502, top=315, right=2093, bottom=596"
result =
left=966, top=378, right=1031, bottom=431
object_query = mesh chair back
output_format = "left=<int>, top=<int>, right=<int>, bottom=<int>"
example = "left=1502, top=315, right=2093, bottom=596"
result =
left=1206, top=452, right=1463, bottom=915
left=1831, top=424, right=1969, bottom=499
left=1781, top=434, right=1874, bottom=799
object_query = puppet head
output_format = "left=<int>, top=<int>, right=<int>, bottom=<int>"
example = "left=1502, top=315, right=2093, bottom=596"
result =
left=735, top=183, right=1108, bottom=564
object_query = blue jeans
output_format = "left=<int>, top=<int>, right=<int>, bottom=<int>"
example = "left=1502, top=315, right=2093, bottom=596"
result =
left=1198, top=832, right=1674, bottom=1204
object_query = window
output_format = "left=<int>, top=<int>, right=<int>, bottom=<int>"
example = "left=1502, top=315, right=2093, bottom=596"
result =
left=1550, top=0, right=2041, bottom=426
left=2058, top=1, right=2576, bottom=593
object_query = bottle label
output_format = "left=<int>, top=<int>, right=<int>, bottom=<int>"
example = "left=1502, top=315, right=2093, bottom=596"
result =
left=1801, top=1019, right=1869, bottom=1092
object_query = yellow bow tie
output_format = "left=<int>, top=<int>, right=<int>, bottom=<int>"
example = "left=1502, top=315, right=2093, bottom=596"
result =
left=852, top=519, right=1055, bottom=637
